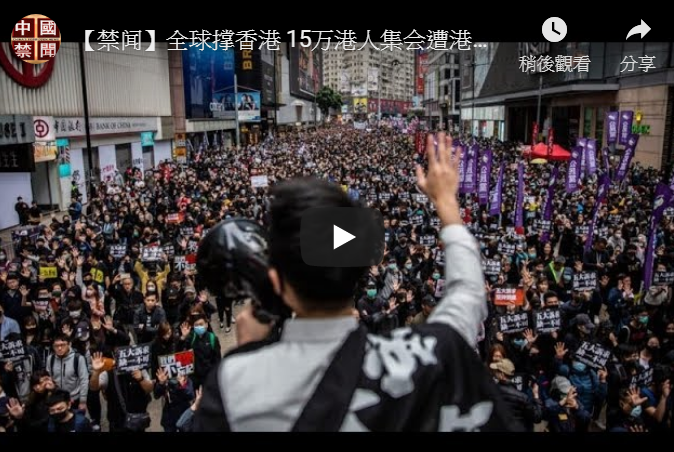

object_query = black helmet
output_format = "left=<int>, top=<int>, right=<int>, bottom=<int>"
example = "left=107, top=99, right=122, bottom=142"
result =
left=197, top=218, right=290, bottom=324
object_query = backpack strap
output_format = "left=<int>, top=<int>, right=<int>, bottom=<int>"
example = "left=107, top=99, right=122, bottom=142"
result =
left=291, top=325, right=368, bottom=432
left=191, top=332, right=216, bottom=350
left=49, top=354, right=55, bottom=375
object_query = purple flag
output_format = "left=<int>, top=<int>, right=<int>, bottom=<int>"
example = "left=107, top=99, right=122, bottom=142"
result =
left=566, top=146, right=582, bottom=193
left=478, top=148, right=492, bottom=205
left=644, top=183, right=674, bottom=290
left=615, top=134, right=639, bottom=183
left=585, top=139, right=597, bottom=176
left=584, top=173, right=610, bottom=253
left=606, top=111, right=619, bottom=144
left=669, top=171, right=674, bottom=193
left=619, top=111, right=634, bottom=145
left=578, top=138, right=587, bottom=179
left=601, top=147, right=610, bottom=175
left=458, top=142, right=468, bottom=193
left=515, top=162, right=525, bottom=228
left=489, top=162, right=504, bottom=216
left=541, top=165, right=560, bottom=243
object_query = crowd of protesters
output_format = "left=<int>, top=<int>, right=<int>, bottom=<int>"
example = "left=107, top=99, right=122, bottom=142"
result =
left=0, top=120, right=672, bottom=432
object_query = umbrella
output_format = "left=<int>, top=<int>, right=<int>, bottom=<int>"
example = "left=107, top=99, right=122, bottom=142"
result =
left=524, top=143, right=572, bottom=161
left=531, top=158, right=548, bottom=164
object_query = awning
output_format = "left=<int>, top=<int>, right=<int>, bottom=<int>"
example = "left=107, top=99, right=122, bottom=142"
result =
left=462, top=83, right=620, bottom=107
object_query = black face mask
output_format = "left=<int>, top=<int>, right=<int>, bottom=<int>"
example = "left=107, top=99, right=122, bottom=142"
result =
left=84, top=280, right=93, bottom=286
left=50, top=411, right=69, bottom=422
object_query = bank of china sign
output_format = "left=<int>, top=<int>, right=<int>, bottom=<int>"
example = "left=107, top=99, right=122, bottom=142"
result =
left=53, top=117, right=157, bottom=138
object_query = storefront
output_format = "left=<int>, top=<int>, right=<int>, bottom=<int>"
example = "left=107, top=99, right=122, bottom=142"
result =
left=460, top=105, right=506, bottom=140
left=617, top=85, right=669, bottom=168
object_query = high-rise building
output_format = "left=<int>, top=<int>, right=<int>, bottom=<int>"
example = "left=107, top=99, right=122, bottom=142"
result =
left=324, top=47, right=415, bottom=115
left=422, top=49, right=461, bottom=130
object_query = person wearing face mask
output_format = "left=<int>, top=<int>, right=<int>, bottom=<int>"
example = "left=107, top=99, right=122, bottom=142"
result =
left=607, top=387, right=648, bottom=432
left=177, top=314, right=221, bottom=390
left=356, top=280, right=395, bottom=334
left=544, top=376, right=591, bottom=432
left=608, top=229, right=625, bottom=254
left=555, top=358, right=608, bottom=432
left=4, top=370, right=56, bottom=432
left=618, top=306, right=651, bottom=348
left=45, top=389, right=92, bottom=432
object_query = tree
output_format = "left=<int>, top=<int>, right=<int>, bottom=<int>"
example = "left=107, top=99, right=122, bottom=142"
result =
left=316, top=86, right=343, bottom=119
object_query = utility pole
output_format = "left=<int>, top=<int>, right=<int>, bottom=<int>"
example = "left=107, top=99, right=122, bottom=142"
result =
left=377, top=54, right=382, bottom=124
left=78, top=42, right=94, bottom=196
left=536, top=73, right=543, bottom=135
left=234, top=73, right=240, bottom=149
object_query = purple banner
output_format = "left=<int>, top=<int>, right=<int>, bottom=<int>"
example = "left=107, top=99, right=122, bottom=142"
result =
left=615, top=134, right=639, bottom=183
left=566, top=146, right=582, bottom=193
left=541, top=165, right=560, bottom=243
left=578, top=138, right=588, bottom=179
left=606, top=111, right=619, bottom=144
left=602, top=147, right=610, bottom=175
left=584, top=173, right=611, bottom=253
left=515, top=162, right=525, bottom=228
left=478, top=148, right=492, bottom=205
left=458, top=142, right=468, bottom=193
left=619, top=111, right=634, bottom=146
left=586, top=139, right=597, bottom=176
left=644, top=183, right=674, bottom=290
left=489, top=162, right=505, bottom=216
left=669, top=171, right=674, bottom=193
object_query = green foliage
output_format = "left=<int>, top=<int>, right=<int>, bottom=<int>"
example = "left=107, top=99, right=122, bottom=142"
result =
left=316, top=86, right=343, bottom=117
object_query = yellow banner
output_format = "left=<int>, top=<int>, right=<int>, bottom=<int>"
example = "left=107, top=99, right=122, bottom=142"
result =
left=39, top=266, right=58, bottom=279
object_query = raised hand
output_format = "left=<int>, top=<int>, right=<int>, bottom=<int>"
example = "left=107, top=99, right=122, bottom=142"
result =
left=628, top=387, right=647, bottom=406
left=524, top=329, right=538, bottom=344
left=180, top=322, right=191, bottom=339
left=415, top=132, right=462, bottom=227
left=156, top=367, right=168, bottom=385
left=554, top=342, right=568, bottom=359
left=7, top=398, right=25, bottom=419
left=91, top=352, right=105, bottom=372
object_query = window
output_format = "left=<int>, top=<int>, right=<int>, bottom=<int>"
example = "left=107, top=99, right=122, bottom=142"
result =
left=583, top=107, right=593, bottom=138
left=595, top=107, right=604, bottom=144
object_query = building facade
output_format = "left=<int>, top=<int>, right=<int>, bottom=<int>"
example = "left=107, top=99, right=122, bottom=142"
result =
left=0, top=42, right=173, bottom=228
left=423, top=49, right=461, bottom=130
left=324, top=46, right=414, bottom=116
left=461, top=42, right=674, bottom=168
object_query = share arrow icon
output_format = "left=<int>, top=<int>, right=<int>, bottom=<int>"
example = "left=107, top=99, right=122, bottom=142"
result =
left=626, top=20, right=651, bottom=40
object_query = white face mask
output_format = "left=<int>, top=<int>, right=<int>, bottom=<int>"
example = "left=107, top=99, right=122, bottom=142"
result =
left=69, top=310, right=81, bottom=318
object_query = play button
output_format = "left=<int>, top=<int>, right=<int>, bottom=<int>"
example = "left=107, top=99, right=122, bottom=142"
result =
left=334, top=225, right=356, bottom=250
left=301, top=207, right=384, bottom=267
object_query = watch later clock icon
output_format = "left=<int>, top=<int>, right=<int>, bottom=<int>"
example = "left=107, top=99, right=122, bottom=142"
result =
left=542, top=17, right=567, bottom=42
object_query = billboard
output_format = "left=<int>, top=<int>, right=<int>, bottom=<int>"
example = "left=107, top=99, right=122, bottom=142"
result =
left=290, top=48, right=323, bottom=100
left=353, top=97, right=367, bottom=114
left=260, top=48, right=275, bottom=106
left=182, top=47, right=235, bottom=119
left=416, top=50, right=428, bottom=96
left=212, top=92, right=261, bottom=122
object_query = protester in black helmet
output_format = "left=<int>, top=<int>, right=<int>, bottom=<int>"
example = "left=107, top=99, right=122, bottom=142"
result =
left=193, top=132, right=519, bottom=432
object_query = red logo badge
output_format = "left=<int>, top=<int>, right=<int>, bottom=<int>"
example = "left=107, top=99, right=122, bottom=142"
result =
left=10, top=14, right=61, bottom=64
